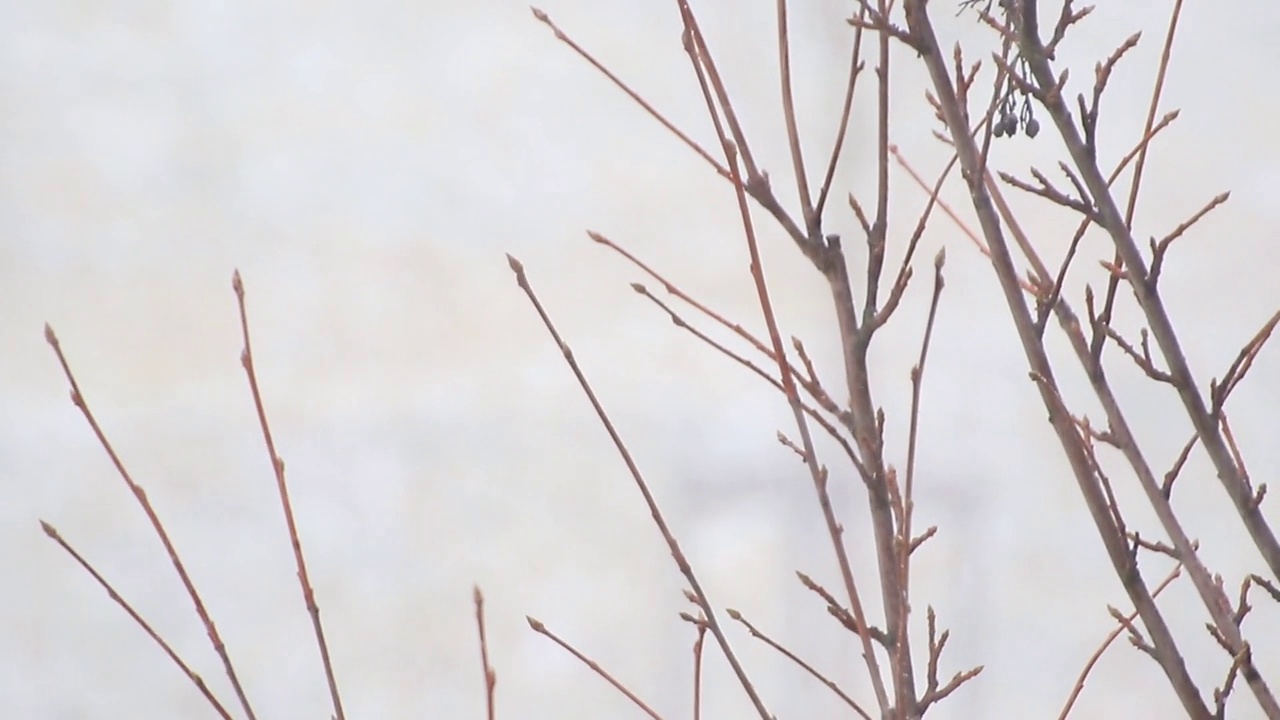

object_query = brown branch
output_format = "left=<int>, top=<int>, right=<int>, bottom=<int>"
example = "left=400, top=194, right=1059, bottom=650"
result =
left=728, top=609, right=873, bottom=719
left=1047, top=1, right=1093, bottom=57
left=530, top=7, right=729, bottom=182
left=1213, top=310, right=1280, bottom=412
left=797, top=571, right=891, bottom=648
left=1059, top=564, right=1185, bottom=720
left=987, top=153, right=1279, bottom=717
left=816, top=6, right=868, bottom=218
left=531, top=6, right=814, bottom=258
left=233, top=271, right=346, bottom=720
left=890, top=146, right=1039, bottom=295
left=1149, top=192, right=1230, bottom=285
left=474, top=586, right=497, bottom=720
left=896, top=247, right=947, bottom=704
left=508, top=256, right=770, bottom=718
left=633, top=283, right=864, bottom=472
left=39, top=521, right=234, bottom=719
left=676, top=9, right=816, bottom=260
left=717, top=112, right=887, bottom=710
left=904, top=90, right=1276, bottom=715
left=591, top=231, right=848, bottom=424
left=689, top=613, right=707, bottom=720
left=526, top=616, right=665, bottom=719
left=917, top=606, right=983, bottom=711
left=44, top=324, right=260, bottom=720
left=1086, top=0, right=1182, bottom=370
left=848, top=1, right=920, bottom=49
left=997, top=167, right=1102, bottom=224
left=776, top=0, right=816, bottom=233
left=1101, top=326, right=1174, bottom=384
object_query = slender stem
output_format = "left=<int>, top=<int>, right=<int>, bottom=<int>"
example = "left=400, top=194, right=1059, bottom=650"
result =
left=233, top=271, right=346, bottom=720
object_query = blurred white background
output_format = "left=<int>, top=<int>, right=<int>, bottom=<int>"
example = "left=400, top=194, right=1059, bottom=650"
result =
left=3, top=1, right=1279, bottom=718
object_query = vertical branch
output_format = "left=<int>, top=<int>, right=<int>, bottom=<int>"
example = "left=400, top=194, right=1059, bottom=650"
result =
left=815, top=6, right=867, bottom=219
left=720, top=133, right=892, bottom=715
left=691, top=621, right=706, bottom=720
left=1088, top=0, right=1185, bottom=361
left=776, top=0, right=816, bottom=234
left=233, top=271, right=346, bottom=720
left=474, top=586, right=497, bottom=720
left=896, top=249, right=946, bottom=706
left=868, top=4, right=921, bottom=714
left=863, top=0, right=893, bottom=332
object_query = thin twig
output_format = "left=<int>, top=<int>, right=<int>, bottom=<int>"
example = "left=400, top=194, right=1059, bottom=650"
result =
left=816, top=6, right=868, bottom=218
left=776, top=0, right=816, bottom=234
left=39, top=521, right=234, bottom=719
left=690, top=617, right=706, bottom=720
left=897, top=248, right=947, bottom=698
left=633, top=284, right=864, bottom=471
left=474, top=586, right=497, bottom=720
left=526, top=616, right=665, bottom=719
left=716, top=97, right=890, bottom=715
left=508, top=256, right=770, bottom=719
left=530, top=7, right=729, bottom=182
left=728, top=608, right=873, bottom=719
left=1058, top=564, right=1185, bottom=720
left=44, top=323, right=260, bottom=720
left=592, top=231, right=849, bottom=425
left=233, top=271, right=345, bottom=720
left=1087, top=0, right=1182, bottom=363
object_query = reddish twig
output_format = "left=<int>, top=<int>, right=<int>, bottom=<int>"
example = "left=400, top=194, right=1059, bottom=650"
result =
left=689, top=615, right=707, bottom=720
left=508, top=256, right=770, bottom=718
left=474, top=586, right=497, bottom=720
left=728, top=608, right=873, bottom=719
left=815, top=5, right=868, bottom=218
left=632, top=284, right=864, bottom=471
left=530, top=7, right=730, bottom=183
left=44, top=324, right=259, bottom=720
left=1058, top=564, right=1185, bottom=720
left=896, top=248, right=947, bottom=694
left=714, top=87, right=890, bottom=717
left=526, top=616, right=664, bottom=719
left=776, top=0, right=816, bottom=233
left=233, top=271, right=345, bottom=720
left=39, top=521, right=234, bottom=719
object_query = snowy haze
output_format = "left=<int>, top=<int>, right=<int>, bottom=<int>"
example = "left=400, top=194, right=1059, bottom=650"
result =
left=4, top=1, right=1279, bottom=718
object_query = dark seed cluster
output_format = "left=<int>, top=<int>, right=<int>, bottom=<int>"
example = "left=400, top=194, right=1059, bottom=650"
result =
left=959, top=0, right=1041, bottom=140
left=993, top=91, right=1040, bottom=138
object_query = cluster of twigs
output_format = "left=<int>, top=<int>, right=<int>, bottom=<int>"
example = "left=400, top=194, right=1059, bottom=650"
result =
left=37, top=1, right=1276, bottom=719
left=892, top=2, right=1279, bottom=717
left=509, top=0, right=1278, bottom=718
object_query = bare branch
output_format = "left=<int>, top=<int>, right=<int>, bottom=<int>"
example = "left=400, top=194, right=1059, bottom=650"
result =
left=510, top=256, right=770, bottom=718
left=526, top=616, right=665, bottom=719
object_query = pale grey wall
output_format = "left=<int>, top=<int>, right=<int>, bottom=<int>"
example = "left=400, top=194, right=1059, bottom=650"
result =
left=4, top=2, right=1278, bottom=718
